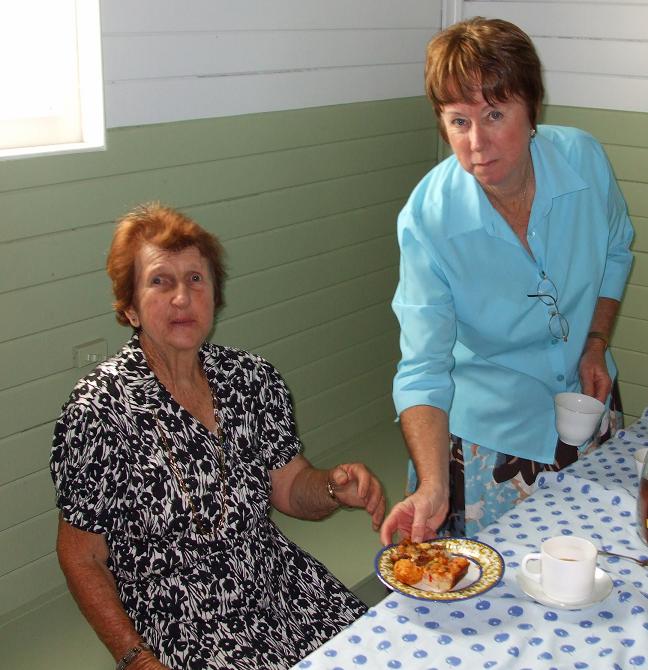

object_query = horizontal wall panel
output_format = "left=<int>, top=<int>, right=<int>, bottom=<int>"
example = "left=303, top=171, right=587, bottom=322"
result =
left=0, top=368, right=90, bottom=441
left=0, top=274, right=112, bottom=343
left=296, top=362, right=395, bottom=435
left=536, top=37, right=648, bottom=79
left=104, top=63, right=424, bottom=127
left=100, top=0, right=441, bottom=33
left=259, top=302, right=397, bottom=375
left=0, top=167, right=417, bottom=295
left=617, top=380, right=648, bottom=423
left=215, top=266, right=397, bottom=353
left=0, top=470, right=54, bottom=532
left=627, top=252, right=648, bottom=288
left=621, top=182, right=648, bottom=219
left=541, top=106, right=648, bottom=149
left=614, top=349, right=648, bottom=389
left=613, top=317, right=648, bottom=354
left=104, top=30, right=430, bottom=81
left=0, top=553, right=64, bottom=619
left=225, top=200, right=400, bottom=277
left=618, top=284, right=648, bottom=321
left=464, top=1, right=648, bottom=40
left=0, top=98, right=436, bottom=193
left=1, top=267, right=398, bottom=440
left=0, top=315, right=124, bottom=393
left=302, top=394, right=395, bottom=460
left=0, top=424, right=54, bottom=487
left=0, top=510, right=58, bottom=577
left=221, top=235, right=398, bottom=320
left=604, top=146, right=648, bottom=184
left=544, top=72, right=648, bottom=114
left=2, top=129, right=432, bottom=243
left=632, top=216, right=648, bottom=254
left=285, top=330, right=399, bottom=403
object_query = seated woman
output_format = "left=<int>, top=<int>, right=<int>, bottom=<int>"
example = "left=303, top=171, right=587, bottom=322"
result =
left=51, top=203, right=386, bottom=670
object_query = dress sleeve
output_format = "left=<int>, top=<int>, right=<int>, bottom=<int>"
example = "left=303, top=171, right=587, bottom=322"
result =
left=599, top=161, right=634, bottom=299
left=392, top=202, right=457, bottom=416
left=50, top=402, right=112, bottom=534
left=256, top=360, right=303, bottom=470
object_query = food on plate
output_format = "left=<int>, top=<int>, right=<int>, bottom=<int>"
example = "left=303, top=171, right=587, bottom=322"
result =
left=390, top=539, right=470, bottom=592
left=393, top=558, right=424, bottom=585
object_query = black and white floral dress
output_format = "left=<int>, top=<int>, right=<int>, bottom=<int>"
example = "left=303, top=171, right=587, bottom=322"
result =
left=51, top=335, right=365, bottom=670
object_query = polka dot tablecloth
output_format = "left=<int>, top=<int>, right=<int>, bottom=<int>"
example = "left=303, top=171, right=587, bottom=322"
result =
left=292, top=413, right=648, bottom=670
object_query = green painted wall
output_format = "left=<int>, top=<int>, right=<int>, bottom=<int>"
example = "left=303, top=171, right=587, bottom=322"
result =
left=0, top=97, right=436, bottom=619
left=1, top=98, right=646, bottom=630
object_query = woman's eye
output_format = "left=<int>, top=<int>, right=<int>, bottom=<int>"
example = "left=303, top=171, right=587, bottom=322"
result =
left=191, top=273, right=201, bottom=282
left=489, top=110, right=504, bottom=121
left=151, top=276, right=162, bottom=285
left=452, top=118, right=467, bottom=126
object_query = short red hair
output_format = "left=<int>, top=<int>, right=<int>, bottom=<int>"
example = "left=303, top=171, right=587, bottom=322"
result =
left=107, top=203, right=226, bottom=326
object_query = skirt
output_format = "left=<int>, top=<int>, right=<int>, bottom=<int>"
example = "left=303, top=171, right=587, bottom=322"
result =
left=406, top=380, right=624, bottom=538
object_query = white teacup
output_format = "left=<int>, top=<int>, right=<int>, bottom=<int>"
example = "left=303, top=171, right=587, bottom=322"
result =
left=554, top=392, right=605, bottom=446
left=633, top=447, right=648, bottom=478
left=521, top=536, right=597, bottom=604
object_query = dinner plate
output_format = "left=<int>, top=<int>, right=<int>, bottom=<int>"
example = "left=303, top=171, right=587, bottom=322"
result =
left=516, top=567, right=613, bottom=610
left=375, top=538, right=505, bottom=602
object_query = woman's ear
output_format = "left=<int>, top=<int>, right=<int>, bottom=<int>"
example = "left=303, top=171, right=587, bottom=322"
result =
left=123, top=306, right=140, bottom=329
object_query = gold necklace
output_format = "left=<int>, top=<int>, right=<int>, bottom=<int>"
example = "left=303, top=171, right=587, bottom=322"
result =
left=153, top=392, right=227, bottom=536
left=486, top=159, right=532, bottom=222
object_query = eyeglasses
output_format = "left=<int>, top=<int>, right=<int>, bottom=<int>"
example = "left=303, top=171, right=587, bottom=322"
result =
left=527, top=272, right=569, bottom=342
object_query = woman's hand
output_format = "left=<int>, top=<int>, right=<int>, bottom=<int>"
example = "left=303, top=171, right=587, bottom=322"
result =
left=379, top=480, right=449, bottom=545
left=327, top=463, right=386, bottom=530
left=579, top=345, right=611, bottom=403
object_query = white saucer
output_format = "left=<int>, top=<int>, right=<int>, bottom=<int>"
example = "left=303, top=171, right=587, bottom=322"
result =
left=516, top=567, right=613, bottom=610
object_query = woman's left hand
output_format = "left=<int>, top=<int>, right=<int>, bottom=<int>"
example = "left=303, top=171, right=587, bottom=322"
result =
left=328, top=463, right=386, bottom=530
left=579, top=347, right=612, bottom=403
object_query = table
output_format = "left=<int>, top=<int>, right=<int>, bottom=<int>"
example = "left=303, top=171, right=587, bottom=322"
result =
left=292, top=409, right=648, bottom=670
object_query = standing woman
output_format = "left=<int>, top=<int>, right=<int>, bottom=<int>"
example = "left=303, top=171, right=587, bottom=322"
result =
left=380, top=17, right=634, bottom=544
left=51, top=204, right=385, bottom=670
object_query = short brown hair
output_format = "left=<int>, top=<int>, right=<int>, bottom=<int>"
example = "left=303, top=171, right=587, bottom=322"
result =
left=107, top=203, right=226, bottom=326
left=425, top=17, right=544, bottom=142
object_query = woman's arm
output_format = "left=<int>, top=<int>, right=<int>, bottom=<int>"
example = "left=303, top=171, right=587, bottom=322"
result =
left=379, top=405, right=449, bottom=545
left=269, top=454, right=385, bottom=530
left=56, top=516, right=167, bottom=670
left=579, top=297, right=620, bottom=402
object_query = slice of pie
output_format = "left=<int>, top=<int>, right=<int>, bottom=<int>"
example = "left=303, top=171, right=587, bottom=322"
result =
left=390, top=539, right=470, bottom=592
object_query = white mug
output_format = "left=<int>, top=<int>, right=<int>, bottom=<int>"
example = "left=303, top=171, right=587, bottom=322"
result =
left=554, top=392, right=605, bottom=446
left=634, top=447, right=648, bottom=478
left=520, top=536, right=597, bottom=603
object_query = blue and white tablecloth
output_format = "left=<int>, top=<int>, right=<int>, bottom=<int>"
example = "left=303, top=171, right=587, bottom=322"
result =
left=292, top=417, right=648, bottom=670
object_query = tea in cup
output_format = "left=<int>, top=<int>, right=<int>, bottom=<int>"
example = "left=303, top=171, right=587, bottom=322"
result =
left=520, top=536, right=597, bottom=603
left=554, top=392, right=605, bottom=446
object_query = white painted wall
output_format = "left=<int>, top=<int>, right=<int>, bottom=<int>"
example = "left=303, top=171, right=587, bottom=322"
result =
left=100, top=0, right=647, bottom=129
left=100, top=0, right=442, bottom=127
left=459, top=0, right=648, bottom=113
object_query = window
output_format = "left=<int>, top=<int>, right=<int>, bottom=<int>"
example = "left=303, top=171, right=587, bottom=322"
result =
left=0, top=0, right=104, bottom=160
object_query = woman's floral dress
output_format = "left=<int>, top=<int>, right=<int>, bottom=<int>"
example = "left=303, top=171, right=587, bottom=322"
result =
left=51, top=335, right=365, bottom=670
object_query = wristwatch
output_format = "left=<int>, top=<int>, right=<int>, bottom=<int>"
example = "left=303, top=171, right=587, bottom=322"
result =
left=116, top=642, right=152, bottom=670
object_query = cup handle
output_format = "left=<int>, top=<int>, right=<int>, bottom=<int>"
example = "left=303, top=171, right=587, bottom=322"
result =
left=520, top=552, right=542, bottom=584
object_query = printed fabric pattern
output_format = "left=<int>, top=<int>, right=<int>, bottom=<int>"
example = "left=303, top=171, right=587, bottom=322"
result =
left=51, top=335, right=365, bottom=670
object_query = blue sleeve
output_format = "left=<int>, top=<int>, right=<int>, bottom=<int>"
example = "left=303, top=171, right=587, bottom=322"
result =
left=599, top=162, right=634, bottom=299
left=391, top=201, right=456, bottom=416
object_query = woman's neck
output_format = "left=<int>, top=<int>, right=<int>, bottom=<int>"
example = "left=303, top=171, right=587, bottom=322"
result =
left=139, top=332, right=204, bottom=394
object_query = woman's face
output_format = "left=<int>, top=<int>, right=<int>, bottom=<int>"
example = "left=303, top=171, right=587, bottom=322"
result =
left=440, top=92, right=532, bottom=192
left=124, top=243, right=215, bottom=358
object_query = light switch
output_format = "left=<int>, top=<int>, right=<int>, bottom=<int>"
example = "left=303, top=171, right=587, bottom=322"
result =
left=73, top=339, right=108, bottom=368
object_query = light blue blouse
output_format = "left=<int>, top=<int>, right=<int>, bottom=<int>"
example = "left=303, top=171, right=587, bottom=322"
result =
left=392, top=125, right=634, bottom=463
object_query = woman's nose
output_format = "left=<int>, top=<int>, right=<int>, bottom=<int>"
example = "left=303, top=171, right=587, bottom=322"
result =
left=171, top=283, right=190, bottom=307
left=469, top=124, right=485, bottom=151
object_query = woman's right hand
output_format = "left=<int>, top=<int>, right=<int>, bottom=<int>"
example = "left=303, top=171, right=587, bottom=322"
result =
left=380, top=481, right=449, bottom=545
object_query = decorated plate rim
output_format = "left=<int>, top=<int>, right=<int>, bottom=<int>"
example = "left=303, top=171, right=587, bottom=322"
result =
left=375, top=538, right=505, bottom=602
